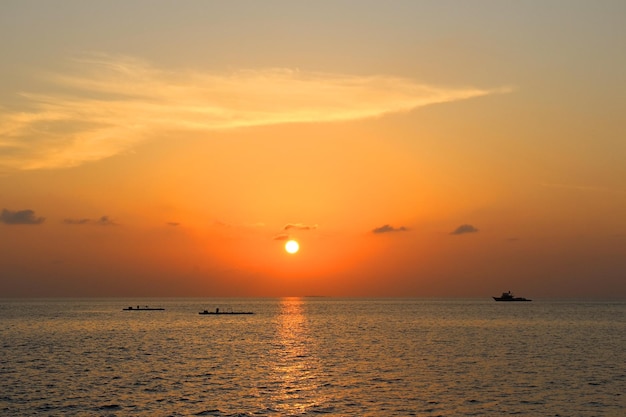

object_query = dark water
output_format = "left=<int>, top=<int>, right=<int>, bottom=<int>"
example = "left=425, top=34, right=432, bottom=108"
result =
left=1, top=298, right=624, bottom=416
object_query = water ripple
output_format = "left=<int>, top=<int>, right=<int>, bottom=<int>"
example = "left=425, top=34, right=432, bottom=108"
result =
left=1, top=298, right=625, bottom=416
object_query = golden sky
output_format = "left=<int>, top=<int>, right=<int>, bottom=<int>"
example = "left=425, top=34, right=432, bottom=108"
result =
left=1, top=1, right=625, bottom=298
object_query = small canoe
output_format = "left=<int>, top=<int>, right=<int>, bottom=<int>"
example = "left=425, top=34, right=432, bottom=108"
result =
left=199, top=309, right=253, bottom=315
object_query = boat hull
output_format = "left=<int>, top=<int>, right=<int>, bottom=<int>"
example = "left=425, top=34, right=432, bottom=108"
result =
left=199, top=311, right=253, bottom=315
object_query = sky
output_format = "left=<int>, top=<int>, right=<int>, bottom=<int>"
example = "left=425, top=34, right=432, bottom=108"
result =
left=1, top=0, right=625, bottom=298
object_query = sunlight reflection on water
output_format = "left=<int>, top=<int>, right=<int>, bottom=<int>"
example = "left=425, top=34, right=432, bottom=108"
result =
left=269, top=298, right=323, bottom=414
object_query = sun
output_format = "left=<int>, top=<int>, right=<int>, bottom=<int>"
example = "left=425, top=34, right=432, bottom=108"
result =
left=285, top=240, right=300, bottom=254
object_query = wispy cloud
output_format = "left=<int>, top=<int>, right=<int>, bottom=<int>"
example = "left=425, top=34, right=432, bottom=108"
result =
left=1, top=208, right=45, bottom=225
left=0, top=54, right=510, bottom=171
left=284, top=223, right=318, bottom=231
left=63, top=215, right=117, bottom=226
left=450, top=224, right=478, bottom=235
left=274, top=222, right=318, bottom=240
left=372, top=224, right=409, bottom=234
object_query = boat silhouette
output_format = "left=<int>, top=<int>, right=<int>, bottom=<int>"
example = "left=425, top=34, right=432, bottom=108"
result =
left=199, top=308, right=253, bottom=315
left=493, top=291, right=532, bottom=302
left=122, top=306, right=165, bottom=311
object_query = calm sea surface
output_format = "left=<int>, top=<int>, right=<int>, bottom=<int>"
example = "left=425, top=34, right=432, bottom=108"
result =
left=1, top=298, right=624, bottom=416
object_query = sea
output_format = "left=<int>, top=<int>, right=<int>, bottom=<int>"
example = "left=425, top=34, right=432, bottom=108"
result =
left=1, top=298, right=624, bottom=416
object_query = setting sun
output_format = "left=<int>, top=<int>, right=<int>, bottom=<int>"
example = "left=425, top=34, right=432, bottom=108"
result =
left=285, top=240, right=299, bottom=254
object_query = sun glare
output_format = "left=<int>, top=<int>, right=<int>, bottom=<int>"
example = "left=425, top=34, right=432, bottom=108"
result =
left=285, top=240, right=300, bottom=254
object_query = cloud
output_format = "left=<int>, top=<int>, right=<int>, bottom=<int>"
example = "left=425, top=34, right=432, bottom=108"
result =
left=450, top=224, right=479, bottom=235
left=372, top=224, right=409, bottom=234
left=284, top=223, right=318, bottom=231
left=95, top=216, right=116, bottom=226
left=0, top=54, right=511, bottom=171
left=63, top=215, right=117, bottom=226
left=167, top=222, right=180, bottom=227
left=273, top=223, right=318, bottom=240
left=1, top=208, right=45, bottom=225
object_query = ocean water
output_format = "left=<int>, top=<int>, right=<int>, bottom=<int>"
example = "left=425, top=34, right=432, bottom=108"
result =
left=1, top=298, right=624, bottom=416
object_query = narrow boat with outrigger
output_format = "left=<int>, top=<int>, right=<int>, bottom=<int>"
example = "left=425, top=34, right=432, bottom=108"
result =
left=122, top=305, right=165, bottom=311
left=199, top=307, right=254, bottom=315
left=493, top=291, right=532, bottom=302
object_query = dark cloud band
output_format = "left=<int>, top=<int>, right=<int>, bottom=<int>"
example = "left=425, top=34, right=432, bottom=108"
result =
left=450, top=224, right=478, bottom=235
left=1, top=209, right=45, bottom=225
left=63, top=216, right=116, bottom=226
left=372, top=224, right=408, bottom=234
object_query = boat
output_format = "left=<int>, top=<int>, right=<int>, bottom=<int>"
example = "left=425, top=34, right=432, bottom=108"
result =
left=122, top=306, right=165, bottom=311
left=199, top=308, right=253, bottom=315
left=493, top=291, right=531, bottom=302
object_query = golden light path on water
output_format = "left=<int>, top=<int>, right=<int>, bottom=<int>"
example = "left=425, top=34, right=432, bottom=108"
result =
left=269, top=297, right=329, bottom=414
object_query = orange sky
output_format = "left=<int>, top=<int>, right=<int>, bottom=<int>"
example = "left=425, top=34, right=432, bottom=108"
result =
left=1, top=1, right=625, bottom=298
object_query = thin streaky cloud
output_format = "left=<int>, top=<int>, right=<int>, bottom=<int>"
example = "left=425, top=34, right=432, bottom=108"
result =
left=63, top=216, right=117, bottom=226
left=0, top=54, right=512, bottom=171
left=284, top=223, right=318, bottom=231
